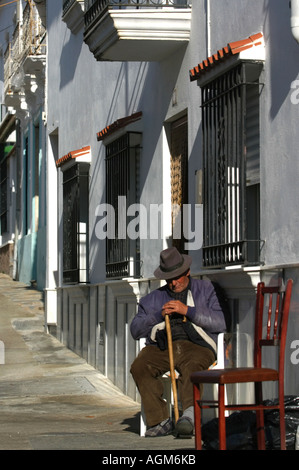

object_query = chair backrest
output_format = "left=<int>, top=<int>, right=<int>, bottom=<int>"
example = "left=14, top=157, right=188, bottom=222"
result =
left=254, top=279, right=293, bottom=376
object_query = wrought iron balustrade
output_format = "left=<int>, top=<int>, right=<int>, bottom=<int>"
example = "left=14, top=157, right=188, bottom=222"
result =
left=85, top=0, right=190, bottom=8
left=63, top=0, right=83, bottom=16
left=3, top=0, right=46, bottom=93
left=22, top=0, right=46, bottom=57
left=63, top=0, right=77, bottom=13
left=3, top=45, right=12, bottom=94
left=84, top=0, right=191, bottom=28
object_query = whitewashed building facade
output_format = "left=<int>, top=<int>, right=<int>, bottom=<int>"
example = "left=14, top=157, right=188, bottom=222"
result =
left=0, top=0, right=47, bottom=289
left=1, top=0, right=299, bottom=405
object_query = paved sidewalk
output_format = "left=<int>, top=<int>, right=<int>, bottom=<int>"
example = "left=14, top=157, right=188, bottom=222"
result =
left=0, top=274, right=195, bottom=452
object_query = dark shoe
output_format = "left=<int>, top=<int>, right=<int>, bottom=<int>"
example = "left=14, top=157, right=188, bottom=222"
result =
left=175, top=416, right=194, bottom=436
left=145, top=418, right=173, bottom=437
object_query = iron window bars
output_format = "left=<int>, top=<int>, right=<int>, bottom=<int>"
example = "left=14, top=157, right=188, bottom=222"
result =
left=0, top=159, right=8, bottom=235
left=63, top=163, right=89, bottom=284
left=201, top=62, right=263, bottom=268
left=106, top=132, right=142, bottom=279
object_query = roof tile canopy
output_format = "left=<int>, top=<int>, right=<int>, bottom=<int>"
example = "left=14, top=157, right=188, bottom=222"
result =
left=189, top=32, right=263, bottom=82
left=97, top=111, right=142, bottom=141
left=56, top=146, right=91, bottom=168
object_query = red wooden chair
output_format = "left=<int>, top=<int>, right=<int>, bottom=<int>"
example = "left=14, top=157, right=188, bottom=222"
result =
left=191, top=279, right=293, bottom=450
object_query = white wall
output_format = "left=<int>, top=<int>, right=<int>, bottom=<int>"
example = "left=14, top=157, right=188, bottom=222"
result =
left=188, top=0, right=299, bottom=268
left=46, top=0, right=299, bottom=399
left=47, top=1, right=197, bottom=283
left=260, top=1, right=299, bottom=267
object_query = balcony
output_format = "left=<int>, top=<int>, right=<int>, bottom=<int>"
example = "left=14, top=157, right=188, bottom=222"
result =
left=62, top=0, right=85, bottom=34
left=4, top=1, right=46, bottom=114
left=83, top=0, right=192, bottom=61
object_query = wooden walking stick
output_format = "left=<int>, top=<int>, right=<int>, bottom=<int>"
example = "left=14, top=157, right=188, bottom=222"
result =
left=165, top=314, right=179, bottom=424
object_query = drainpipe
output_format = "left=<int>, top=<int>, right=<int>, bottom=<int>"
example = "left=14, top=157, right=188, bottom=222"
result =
left=291, top=0, right=299, bottom=43
left=206, top=0, right=211, bottom=56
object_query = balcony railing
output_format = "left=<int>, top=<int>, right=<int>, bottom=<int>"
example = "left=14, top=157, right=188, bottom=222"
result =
left=62, top=0, right=85, bottom=34
left=85, top=0, right=189, bottom=8
left=84, top=0, right=191, bottom=61
left=85, top=0, right=191, bottom=28
left=63, top=0, right=81, bottom=16
left=22, top=0, right=46, bottom=57
left=4, top=45, right=12, bottom=95
left=4, top=0, right=46, bottom=94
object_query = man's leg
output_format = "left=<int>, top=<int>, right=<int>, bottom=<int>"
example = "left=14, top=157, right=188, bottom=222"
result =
left=173, top=341, right=215, bottom=435
left=130, top=345, right=171, bottom=429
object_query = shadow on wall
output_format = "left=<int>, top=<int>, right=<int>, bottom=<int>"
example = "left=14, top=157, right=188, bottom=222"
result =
left=59, top=28, right=83, bottom=91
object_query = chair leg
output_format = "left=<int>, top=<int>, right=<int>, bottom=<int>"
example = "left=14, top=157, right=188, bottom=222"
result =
left=255, top=382, right=265, bottom=450
left=163, top=377, right=173, bottom=420
left=193, top=384, right=202, bottom=450
left=279, top=405, right=286, bottom=450
left=218, top=384, right=226, bottom=450
left=279, top=383, right=286, bottom=450
left=140, top=401, right=147, bottom=437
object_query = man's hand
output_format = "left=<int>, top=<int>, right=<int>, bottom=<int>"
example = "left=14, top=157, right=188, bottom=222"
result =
left=162, top=300, right=188, bottom=318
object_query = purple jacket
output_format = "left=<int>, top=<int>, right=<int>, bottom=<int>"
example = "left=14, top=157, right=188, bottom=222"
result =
left=130, top=277, right=227, bottom=353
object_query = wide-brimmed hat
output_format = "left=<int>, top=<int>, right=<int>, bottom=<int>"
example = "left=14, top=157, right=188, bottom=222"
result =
left=154, top=247, right=192, bottom=280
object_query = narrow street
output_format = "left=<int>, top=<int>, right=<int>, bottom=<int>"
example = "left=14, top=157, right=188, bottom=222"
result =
left=0, top=274, right=194, bottom=451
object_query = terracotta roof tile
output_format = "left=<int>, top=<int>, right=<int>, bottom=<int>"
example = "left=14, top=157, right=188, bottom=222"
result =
left=97, top=111, right=142, bottom=141
left=56, top=145, right=91, bottom=168
left=190, top=32, right=263, bottom=82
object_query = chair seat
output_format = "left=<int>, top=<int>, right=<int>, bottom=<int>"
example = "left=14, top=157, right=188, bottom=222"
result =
left=191, top=367, right=279, bottom=385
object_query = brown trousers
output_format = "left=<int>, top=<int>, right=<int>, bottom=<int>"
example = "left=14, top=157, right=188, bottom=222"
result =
left=130, top=340, right=215, bottom=428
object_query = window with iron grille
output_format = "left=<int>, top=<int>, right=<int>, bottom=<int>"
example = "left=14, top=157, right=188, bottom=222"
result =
left=105, top=132, right=141, bottom=278
left=0, top=159, right=8, bottom=235
left=62, top=163, right=89, bottom=284
left=201, top=62, right=263, bottom=268
left=0, top=143, right=14, bottom=236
